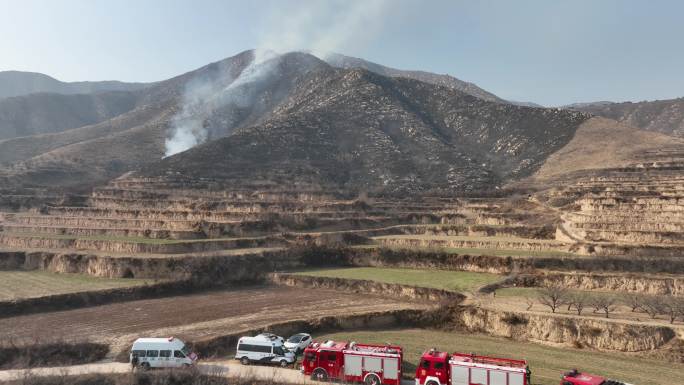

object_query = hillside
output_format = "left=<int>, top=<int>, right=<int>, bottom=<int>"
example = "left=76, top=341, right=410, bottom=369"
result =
left=0, top=91, right=141, bottom=140
left=324, top=53, right=505, bottom=103
left=1, top=50, right=673, bottom=196
left=568, top=97, right=684, bottom=137
left=139, top=55, right=589, bottom=194
left=533, top=117, right=684, bottom=180
left=0, top=71, right=148, bottom=99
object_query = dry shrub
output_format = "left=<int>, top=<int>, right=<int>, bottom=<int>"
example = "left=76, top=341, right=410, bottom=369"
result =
left=0, top=339, right=108, bottom=370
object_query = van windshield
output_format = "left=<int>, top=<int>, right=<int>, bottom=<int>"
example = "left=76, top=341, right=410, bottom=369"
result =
left=274, top=346, right=286, bottom=356
left=287, top=335, right=302, bottom=343
left=181, top=345, right=190, bottom=356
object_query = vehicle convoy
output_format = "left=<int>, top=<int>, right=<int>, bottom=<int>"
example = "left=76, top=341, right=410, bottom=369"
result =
left=415, top=349, right=530, bottom=385
left=285, top=333, right=312, bottom=354
left=236, top=334, right=296, bottom=367
left=560, top=369, right=632, bottom=385
left=301, top=340, right=403, bottom=385
left=130, top=337, right=197, bottom=370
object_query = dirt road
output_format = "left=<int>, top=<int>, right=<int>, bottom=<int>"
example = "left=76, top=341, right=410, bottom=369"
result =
left=0, top=360, right=414, bottom=384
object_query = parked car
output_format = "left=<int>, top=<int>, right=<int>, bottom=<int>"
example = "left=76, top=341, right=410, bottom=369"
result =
left=256, top=332, right=285, bottom=344
left=284, top=333, right=312, bottom=353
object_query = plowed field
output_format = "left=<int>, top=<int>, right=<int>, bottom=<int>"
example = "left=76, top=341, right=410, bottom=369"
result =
left=0, top=285, right=423, bottom=353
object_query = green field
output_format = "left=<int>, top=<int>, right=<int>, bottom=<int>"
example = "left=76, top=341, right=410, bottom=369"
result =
left=0, top=270, right=152, bottom=300
left=317, top=329, right=682, bottom=385
left=291, top=267, right=501, bottom=292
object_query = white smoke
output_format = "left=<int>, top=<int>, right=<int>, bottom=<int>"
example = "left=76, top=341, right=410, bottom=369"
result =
left=163, top=0, right=390, bottom=157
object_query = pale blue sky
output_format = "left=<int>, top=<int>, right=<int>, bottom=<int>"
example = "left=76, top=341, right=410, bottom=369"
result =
left=1, top=0, right=682, bottom=106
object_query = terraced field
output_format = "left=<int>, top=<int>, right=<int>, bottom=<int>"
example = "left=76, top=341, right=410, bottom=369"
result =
left=318, top=329, right=683, bottom=385
left=0, top=271, right=151, bottom=300
left=292, top=267, right=502, bottom=292
left=0, top=285, right=426, bottom=353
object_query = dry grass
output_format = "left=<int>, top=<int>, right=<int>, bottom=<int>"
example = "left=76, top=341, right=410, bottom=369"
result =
left=0, top=271, right=150, bottom=300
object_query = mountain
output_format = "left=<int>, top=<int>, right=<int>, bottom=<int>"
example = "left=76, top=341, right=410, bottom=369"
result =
left=138, top=52, right=589, bottom=194
left=0, top=71, right=149, bottom=99
left=0, top=50, right=672, bottom=196
left=566, top=97, right=684, bottom=137
left=323, top=53, right=506, bottom=103
left=0, top=91, right=141, bottom=140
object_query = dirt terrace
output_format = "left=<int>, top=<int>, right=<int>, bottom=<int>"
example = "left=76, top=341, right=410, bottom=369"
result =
left=0, top=285, right=426, bottom=353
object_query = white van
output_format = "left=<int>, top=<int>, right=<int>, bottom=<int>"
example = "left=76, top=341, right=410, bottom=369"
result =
left=130, top=337, right=197, bottom=369
left=236, top=334, right=296, bottom=367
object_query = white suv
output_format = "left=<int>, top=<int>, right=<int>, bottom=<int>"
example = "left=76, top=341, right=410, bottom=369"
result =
left=284, top=333, right=312, bottom=354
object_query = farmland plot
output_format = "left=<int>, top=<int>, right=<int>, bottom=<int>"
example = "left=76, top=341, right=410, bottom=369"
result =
left=0, top=271, right=151, bottom=300
left=0, top=285, right=425, bottom=352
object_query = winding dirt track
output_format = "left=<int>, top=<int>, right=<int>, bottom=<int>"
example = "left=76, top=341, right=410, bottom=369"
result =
left=0, top=285, right=423, bottom=352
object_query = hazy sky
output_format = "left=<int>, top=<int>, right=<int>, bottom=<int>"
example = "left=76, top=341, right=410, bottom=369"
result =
left=1, top=0, right=682, bottom=106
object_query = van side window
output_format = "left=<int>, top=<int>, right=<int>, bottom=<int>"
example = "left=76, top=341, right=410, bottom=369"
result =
left=132, top=350, right=146, bottom=358
left=260, top=345, right=272, bottom=353
left=421, top=360, right=430, bottom=369
left=274, top=346, right=285, bottom=356
left=160, top=350, right=171, bottom=358
left=146, top=350, right=159, bottom=358
left=174, top=350, right=186, bottom=358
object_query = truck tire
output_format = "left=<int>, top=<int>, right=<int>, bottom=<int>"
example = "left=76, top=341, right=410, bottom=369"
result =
left=365, top=374, right=381, bottom=385
left=279, top=360, right=289, bottom=368
left=140, top=362, right=150, bottom=371
left=427, top=381, right=439, bottom=385
left=240, top=357, right=250, bottom=365
left=312, top=368, right=328, bottom=381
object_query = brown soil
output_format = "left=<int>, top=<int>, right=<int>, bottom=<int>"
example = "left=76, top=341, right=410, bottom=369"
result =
left=0, top=285, right=425, bottom=354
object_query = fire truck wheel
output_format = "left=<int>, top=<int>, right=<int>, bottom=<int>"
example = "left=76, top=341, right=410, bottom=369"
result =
left=240, top=357, right=250, bottom=365
left=312, top=368, right=328, bottom=381
left=427, top=381, right=439, bottom=385
left=365, top=374, right=381, bottom=385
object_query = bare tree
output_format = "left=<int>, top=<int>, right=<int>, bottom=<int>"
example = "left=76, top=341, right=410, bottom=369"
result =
left=590, top=295, right=618, bottom=318
left=569, top=292, right=590, bottom=315
left=640, top=295, right=665, bottom=319
left=524, top=296, right=535, bottom=311
left=622, top=293, right=643, bottom=312
left=537, top=286, right=569, bottom=313
left=660, top=295, right=684, bottom=324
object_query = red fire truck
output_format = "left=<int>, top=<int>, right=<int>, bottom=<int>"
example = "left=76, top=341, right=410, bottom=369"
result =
left=415, top=349, right=530, bottom=385
left=560, top=369, right=631, bottom=385
left=301, top=340, right=403, bottom=385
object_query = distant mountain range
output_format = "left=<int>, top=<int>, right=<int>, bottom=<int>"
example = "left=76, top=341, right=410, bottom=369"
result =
left=0, top=70, right=149, bottom=99
left=0, top=51, right=679, bottom=194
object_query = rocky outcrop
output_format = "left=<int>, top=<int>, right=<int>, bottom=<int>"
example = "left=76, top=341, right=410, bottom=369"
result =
left=454, top=306, right=676, bottom=352
left=268, top=273, right=465, bottom=303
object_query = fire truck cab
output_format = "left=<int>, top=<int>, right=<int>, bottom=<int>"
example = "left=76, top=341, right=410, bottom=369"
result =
left=415, top=350, right=529, bottom=385
left=560, top=369, right=631, bottom=385
left=301, top=340, right=403, bottom=385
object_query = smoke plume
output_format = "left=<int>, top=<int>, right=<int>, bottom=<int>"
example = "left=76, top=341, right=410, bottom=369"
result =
left=164, top=0, right=389, bottom=157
